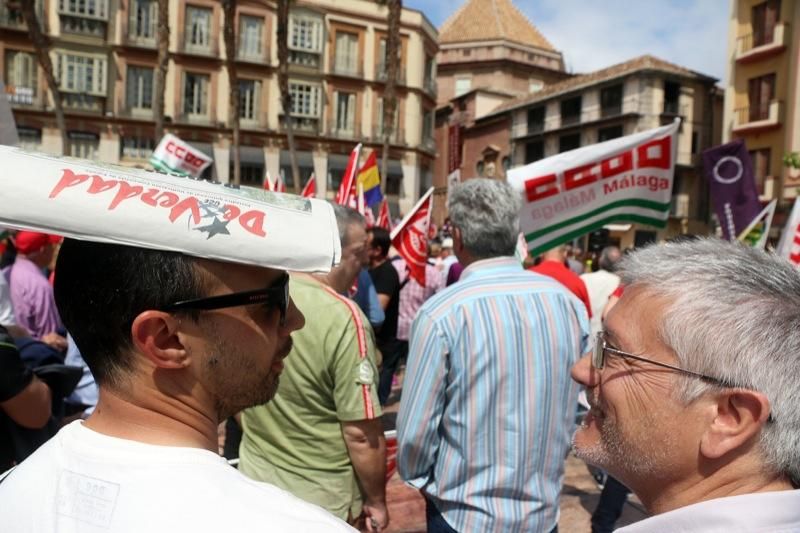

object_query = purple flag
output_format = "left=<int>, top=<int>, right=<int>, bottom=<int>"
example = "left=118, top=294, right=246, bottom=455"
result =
left=703, top=139, right=761, bottom=241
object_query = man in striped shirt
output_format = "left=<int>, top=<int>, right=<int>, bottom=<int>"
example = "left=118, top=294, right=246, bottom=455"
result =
left=397, top=179, right=590, bottom=532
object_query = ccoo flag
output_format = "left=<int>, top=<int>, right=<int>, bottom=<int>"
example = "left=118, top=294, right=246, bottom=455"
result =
left=356, top=151, right=384, bottom=207
left=336, top=144, right=361, bottom=206
left=391, top=188, right=433, bottom=286
left=702, top=139, right=761, bottom=241
left=301, top=173, right=316, bottom=198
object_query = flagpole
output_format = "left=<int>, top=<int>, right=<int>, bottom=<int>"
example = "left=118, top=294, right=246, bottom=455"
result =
left=391, top=187, right=434, bottom=241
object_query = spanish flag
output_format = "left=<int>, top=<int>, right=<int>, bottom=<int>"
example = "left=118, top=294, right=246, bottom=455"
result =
left=356, top=151, right=384, bottom=207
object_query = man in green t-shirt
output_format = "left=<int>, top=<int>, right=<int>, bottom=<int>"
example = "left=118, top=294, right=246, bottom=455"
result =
left=240, top=205, right=387, bottom=530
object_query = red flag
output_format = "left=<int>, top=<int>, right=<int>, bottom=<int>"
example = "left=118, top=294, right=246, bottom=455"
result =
left=301, top=173, right=316, bottom=198
left=336, top=143, right=361, bottom=205
left=391, top=188, right=434, bottom=286
left=275, top=172, right=286, bottom=193
left=263, top=171, right=272, bottom=191
left=376, top=199, right=391, bottom=230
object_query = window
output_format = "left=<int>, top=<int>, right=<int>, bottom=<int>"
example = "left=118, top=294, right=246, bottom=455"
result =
left=559, top=133, right=581, bottom=153
left=238, top=79, right=260, bottom=121
left=17, top=127, right=42, bottom=151
left=560, top=96, right=581, bottom=126
left=126, top=66, right=153, bottom=110
left=598, top=125, right=623, bottom=142
left=59, top=0, right=108, bottom=19
left=423, top=56, right=435, bottom=92
left=56, top=53, right=107, bottom=95
left=422, top=109, right=434, bottom=142
left=476, top=160, right=484, bottom=176
left=238, top=163, right=264, bottom=186
left=5, top=51, right=37, bottom=101
left=752, top=0, right=781, bottom=47
left=289, top=16, right=322, bottom=52
left=525, top=141, right=543, bottom=163
left=527, top=106, right=545, bottom=134
left=334, top=91, right=356, bottom=134
left=600, top=84, right=623, bottom=117
left=129, top=0, right=156, bottom=40
left=238, top=15, right=264, bottom=60
left=664, top=81, right=680, bottom=115
left=68, top=131, right=99, bottom=160
left=455, top=77, right=471, bottom=97
left=184, top=6, right=212, bottom=52
left=748, top=73, right=776, bottom=121
left=691, top=131, right=699, bottom=154
left=529, top=79, right=544, bottom=93
left=289, top=82, right=320, bottom=117
left=749, top=148, right=771, bottom=194
left=121, top=136, right=155, bottom=159
left=183, top=72, right=209, bottom=116
left=334, top=31, right=359, bottom=75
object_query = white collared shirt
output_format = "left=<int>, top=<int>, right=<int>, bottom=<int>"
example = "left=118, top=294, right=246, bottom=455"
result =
left=617, top=489, right=800, bottom=532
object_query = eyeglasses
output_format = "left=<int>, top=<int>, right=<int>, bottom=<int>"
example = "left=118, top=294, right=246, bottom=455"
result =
left=593, top=331, right=731, bottom=386
left=592, top=332, right=775, bottom=422
left=161, top=273, right=290, bottom=326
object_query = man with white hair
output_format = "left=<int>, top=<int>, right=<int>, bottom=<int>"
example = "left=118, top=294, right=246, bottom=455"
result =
left=398, top=178, right=590, bottom=532
left=571, top=238, right=800, bottom=531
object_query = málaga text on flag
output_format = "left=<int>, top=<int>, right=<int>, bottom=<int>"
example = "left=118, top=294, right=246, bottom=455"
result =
left=702, top=139, right=761, bottom=241
left=506, top=120, right=679, bottom=256
left=336, top=143, right=362, bottom=205
left=777, top=197, right=800, bottom=267
left=0, top=146, right=341, bottom=272
left=150, top=134, right=213, bottom=179
left=390, top=187, right=433, bottom=286
left=301, top=173, right=316, bottom=198
left=356, top=151, right=384, bottom=207
left=737, top=199, right=776, bottom=249
left=377, top=199, right=392, bottom=230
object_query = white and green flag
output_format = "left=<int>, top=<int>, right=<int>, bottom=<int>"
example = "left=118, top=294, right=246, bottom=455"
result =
left=507, top=120, right=679, bottom=255
left=150, top=133, right=213, bottom=178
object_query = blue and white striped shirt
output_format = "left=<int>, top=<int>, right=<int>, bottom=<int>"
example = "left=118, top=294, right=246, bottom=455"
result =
left=397, top=257, right=590, bottom=532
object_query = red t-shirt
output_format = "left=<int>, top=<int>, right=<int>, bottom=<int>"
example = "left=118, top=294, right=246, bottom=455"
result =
left=530, top=260, right=592, bottom=318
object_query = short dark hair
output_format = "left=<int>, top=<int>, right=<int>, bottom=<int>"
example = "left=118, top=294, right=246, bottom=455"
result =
left=367, top=227, right=391, bottom=258
left=331, top=204, right=365, bottom=247
left=54, top=239, right=205, bottom=387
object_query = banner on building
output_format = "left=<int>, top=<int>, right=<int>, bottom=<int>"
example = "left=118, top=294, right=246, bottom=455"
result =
left=150, top=134, right=213, bottom=179
left=777, top=197, right=800, bottom=267
left=391, top=187, right=434, bottom=286
left=0, top=146, right=341, bottom=272
left=702, top=139, right=761, bottom=241
left=507, top=120, right=679, bottom=256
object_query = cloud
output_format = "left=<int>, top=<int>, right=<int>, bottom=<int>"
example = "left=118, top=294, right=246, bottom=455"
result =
left=518, top=0, right=728, bottom=82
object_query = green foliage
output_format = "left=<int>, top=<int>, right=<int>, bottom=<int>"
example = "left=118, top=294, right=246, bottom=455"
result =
left=784, top=152, right=800, bottom=169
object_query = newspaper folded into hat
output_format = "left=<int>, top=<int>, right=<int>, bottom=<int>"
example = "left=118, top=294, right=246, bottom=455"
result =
left=0, top=146, right=341, bottom=272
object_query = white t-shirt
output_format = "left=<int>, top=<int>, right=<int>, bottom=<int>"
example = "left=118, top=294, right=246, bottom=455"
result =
left=0, top=421, right=355, bottom=533
left=580, top=269, right=620, bottom=336
left=0, top=273, right=17, bottom=326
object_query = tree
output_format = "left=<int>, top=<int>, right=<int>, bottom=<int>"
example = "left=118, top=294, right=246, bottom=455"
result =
left=223, top=0, right=241, bottom=186
left=379, top=0, right=402, bottom=192
left=276, top=0, right=301, bottom=193
left=785, top=152, right=800, bottom=170
left=20, top=2, right=68, bottom=155
left=153, top=0, right=170, bottom=141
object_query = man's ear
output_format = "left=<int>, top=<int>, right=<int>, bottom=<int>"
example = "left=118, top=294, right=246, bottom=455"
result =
left=131, top=311, right=190, bottom=370
left=700, top=389, right=771, bottom=459
left=453, top=227, right=464, bottom=253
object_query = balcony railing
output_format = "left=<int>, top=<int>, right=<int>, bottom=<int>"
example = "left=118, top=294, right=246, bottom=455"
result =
left=239, top=111, right=269, bottom=129
left=63, top=93, right=107, bottom=114
left=327, top=123, right=362, bottom=140
left=331, top=61, right=363, bottom=78
left=371, top=124, right=404, bottom=145
left=424, top=78, right=436, bottom=96
left=118, top=106, right=155, bottom=120
left=736, top=23, right=789, bottom=60
left=279, top=115, right=320, bottom=134
left=733, top=100, right=783, bottom=132
left=175, top=111, right=214, bottom=125
left=237, top=48, right=267, bottom=64
left=178, top=36, right=219, bottom=57
left=600, top=104, right=622, bottom=118
left=421, top=136, right=436, bottom=152
left=376, top=65, right=406, bottom=85
left=561, top=114, right=581, bottom=127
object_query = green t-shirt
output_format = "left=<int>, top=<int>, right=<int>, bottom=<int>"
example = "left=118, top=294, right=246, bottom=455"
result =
left=240, top=274, right=381, bottom=518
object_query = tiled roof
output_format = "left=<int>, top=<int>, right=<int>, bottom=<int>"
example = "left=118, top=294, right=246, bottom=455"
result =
left=488, top=55, right=717, bottom=116
left=439, top=0, right=555, bottom=51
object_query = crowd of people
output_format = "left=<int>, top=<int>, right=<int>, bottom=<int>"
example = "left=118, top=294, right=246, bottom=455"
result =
left=0, top=176, right=798, bottom=532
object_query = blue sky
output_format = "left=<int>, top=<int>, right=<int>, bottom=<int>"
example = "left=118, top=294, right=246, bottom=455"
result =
left=404, top=0, right=729, bottom=83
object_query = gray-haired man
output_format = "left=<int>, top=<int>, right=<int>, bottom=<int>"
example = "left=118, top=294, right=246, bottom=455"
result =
left=572, top=238, right=800, bottom=531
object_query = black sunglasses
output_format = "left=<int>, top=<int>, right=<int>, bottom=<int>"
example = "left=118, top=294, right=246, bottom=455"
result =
left=161, top=272, right=290, bottom=326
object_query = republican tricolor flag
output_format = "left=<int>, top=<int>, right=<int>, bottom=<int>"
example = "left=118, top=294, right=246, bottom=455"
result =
left=391, top=187, right=433, bottom=286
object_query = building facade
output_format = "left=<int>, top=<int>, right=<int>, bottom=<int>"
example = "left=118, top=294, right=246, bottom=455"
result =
left=722, top=0, right=800, bottom=204
left=477, top=55, right=723, bottom=249
left=430, top=0, right=570, bottom=224
left=0, top=0, right=438, bottom=214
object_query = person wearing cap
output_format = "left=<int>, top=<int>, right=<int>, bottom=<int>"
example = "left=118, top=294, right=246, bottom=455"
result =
left=239, top=206, right=387, bottom=530
left=0, top=236, right=355, bottom=532
left=4, top=231, right=66, bottom=350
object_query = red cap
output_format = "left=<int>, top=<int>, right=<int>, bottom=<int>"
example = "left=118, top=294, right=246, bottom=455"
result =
left=14, top=231, right=54, bottom=255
